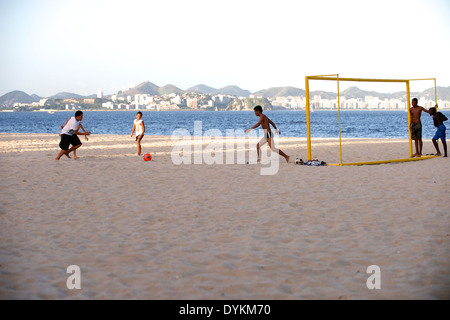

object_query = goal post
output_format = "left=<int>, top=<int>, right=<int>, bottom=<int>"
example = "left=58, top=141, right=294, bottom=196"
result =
left=305, top=74, right=438, bottom=165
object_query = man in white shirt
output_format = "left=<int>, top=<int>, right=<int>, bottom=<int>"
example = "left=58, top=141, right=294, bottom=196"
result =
left=55, top=111, right=91, bottom=160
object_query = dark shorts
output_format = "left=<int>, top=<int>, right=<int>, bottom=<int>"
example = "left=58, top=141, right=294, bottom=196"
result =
left=59, top=134, right=81, bottom=150
left=136, top=135, right=144, bottom=141
left=411, top=122, right=422, bottom=140
left=433, top=124, right=446, bottom=142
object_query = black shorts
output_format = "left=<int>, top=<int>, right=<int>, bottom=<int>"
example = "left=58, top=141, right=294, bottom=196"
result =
left=60, top=134, right=82, bottom=150
left=136, top=135, right=144, bottom=141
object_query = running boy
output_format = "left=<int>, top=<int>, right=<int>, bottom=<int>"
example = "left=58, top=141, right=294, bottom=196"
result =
left=410, top=98, right=430, bottom=157
left=245, top=105, right=290, bottom=163
left=55, top=111, right=91, bottom=160
left=429, top=106, right=448, bottom=157
left=130, top=111, right=145, bottom=155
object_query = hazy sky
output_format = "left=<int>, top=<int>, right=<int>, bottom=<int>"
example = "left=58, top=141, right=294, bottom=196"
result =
left=1, top=0, right=449, bottom=97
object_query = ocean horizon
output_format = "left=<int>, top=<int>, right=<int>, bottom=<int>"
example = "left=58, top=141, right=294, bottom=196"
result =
left=0, top=109, right=448, bottom=139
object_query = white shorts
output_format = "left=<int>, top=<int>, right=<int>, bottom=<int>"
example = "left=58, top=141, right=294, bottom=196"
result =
left=258, top=130, right=273, bottom=146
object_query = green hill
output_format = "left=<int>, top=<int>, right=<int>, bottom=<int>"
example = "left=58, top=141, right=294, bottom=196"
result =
left=119, top=81, right=160, bottom=97
left=49, top=92, right=85, bottom=100
left=0, top=90, right=37, bottom=108
left=217, top=85, right=251, bottom=97
left=418, top=86, right=450, bottom=101
left=186, top=84, right=217, bottom=94
left=253, top=86, right=306, bottom=99
left=309, top=90, right=339, bottom=100
left=320, top=86, right=450, bottom=101
left=158, top=84, right=184, bottom=95
left=227, top=97, right=272, bottom=111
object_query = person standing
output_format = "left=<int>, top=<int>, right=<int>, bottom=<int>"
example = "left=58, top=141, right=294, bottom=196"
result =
left=429, top=106, right=448, bottom=157
left=410, top=98, right=430, bottom=157
left=130, top=111, right=145, bottom=156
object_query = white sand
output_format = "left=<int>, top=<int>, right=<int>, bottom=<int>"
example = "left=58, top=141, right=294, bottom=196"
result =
left=0, top=133, right=449, bottom=299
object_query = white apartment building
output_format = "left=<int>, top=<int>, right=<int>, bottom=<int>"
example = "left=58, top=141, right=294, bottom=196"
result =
left=134, top=94, right=153, bottom=105
left=170, top=95, right=182, bottom=105
left=39, top=98, right=48, bottom=107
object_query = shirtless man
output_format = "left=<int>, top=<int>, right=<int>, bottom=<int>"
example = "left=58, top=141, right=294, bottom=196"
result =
left=245, top=105, right=290, bottom=163
left=410, top=98, right=430, bottom=157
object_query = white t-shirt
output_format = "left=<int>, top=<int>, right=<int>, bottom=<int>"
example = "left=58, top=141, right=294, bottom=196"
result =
left=134, top=119, right=144, bottom=136
left=61, top=117, right=81, bottom=136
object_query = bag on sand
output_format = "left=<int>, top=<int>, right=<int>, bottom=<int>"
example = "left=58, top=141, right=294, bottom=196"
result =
left=295, top=158, right=327, bottom=166
left=304, top=160, right=327, bottom=166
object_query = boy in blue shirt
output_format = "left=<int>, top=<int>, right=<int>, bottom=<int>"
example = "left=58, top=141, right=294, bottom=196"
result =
left=429, top=106, right=448, bottom=157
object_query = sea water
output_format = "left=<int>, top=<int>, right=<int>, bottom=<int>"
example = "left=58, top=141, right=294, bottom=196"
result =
left=0, top=110, right=447, bottom=139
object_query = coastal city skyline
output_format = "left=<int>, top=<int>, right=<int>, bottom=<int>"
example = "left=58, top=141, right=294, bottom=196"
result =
left=1, top=0, right=450, bottom=97
left=9, top=85, right=450, bottom=111
left=4, top=75, right=450, bottom=111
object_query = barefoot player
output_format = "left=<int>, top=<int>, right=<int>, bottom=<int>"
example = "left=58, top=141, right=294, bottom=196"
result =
left=410, top=98, right=430, bottom=157
left=429, top=106, right=448, bottom=157
left=245, top=105, right=290, bottom=163
left=55, top=111, right=90, bottom=160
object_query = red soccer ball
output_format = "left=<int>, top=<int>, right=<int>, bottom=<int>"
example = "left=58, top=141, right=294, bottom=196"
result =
left=143, top=153, right=152, bottom=161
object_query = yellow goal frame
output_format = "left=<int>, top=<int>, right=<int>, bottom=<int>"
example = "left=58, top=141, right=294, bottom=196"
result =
left=305, top=74, right=438, bottom=165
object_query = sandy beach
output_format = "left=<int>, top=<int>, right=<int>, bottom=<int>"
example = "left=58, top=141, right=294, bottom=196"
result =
left=0, top=133, right=449, bottom=300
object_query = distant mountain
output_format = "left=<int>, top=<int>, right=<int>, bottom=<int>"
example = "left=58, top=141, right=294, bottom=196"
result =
left=2, top=82, right=450, bottom=109
left=48, top=92, right=85, bottom=100
left=119, top=81, right=160, bottom=97
left=0, top=90, right=38, bottom=108
left=227, top=97, right=273, bottom=111
left=217, top=85, right=251, bottom=97
left=338, top=87, right=405, bottom=100
left=253, top=86, right=306, bottom=99
left=330, top=86, right=450, bottom=101
left=309, top=90, right=339, bottom=100
left=418, top=86, right=450, bottom=101
left=187, top=84, right=217, bottom=94
left=187, top=84, right=251, bottom=97
left=158, top=84, right=184, bottom=95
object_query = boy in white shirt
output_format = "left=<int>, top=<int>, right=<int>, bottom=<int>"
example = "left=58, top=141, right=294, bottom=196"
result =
left=55, top=111, right=91, bottom=160
left=130, top=111, right=145, bottom=155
